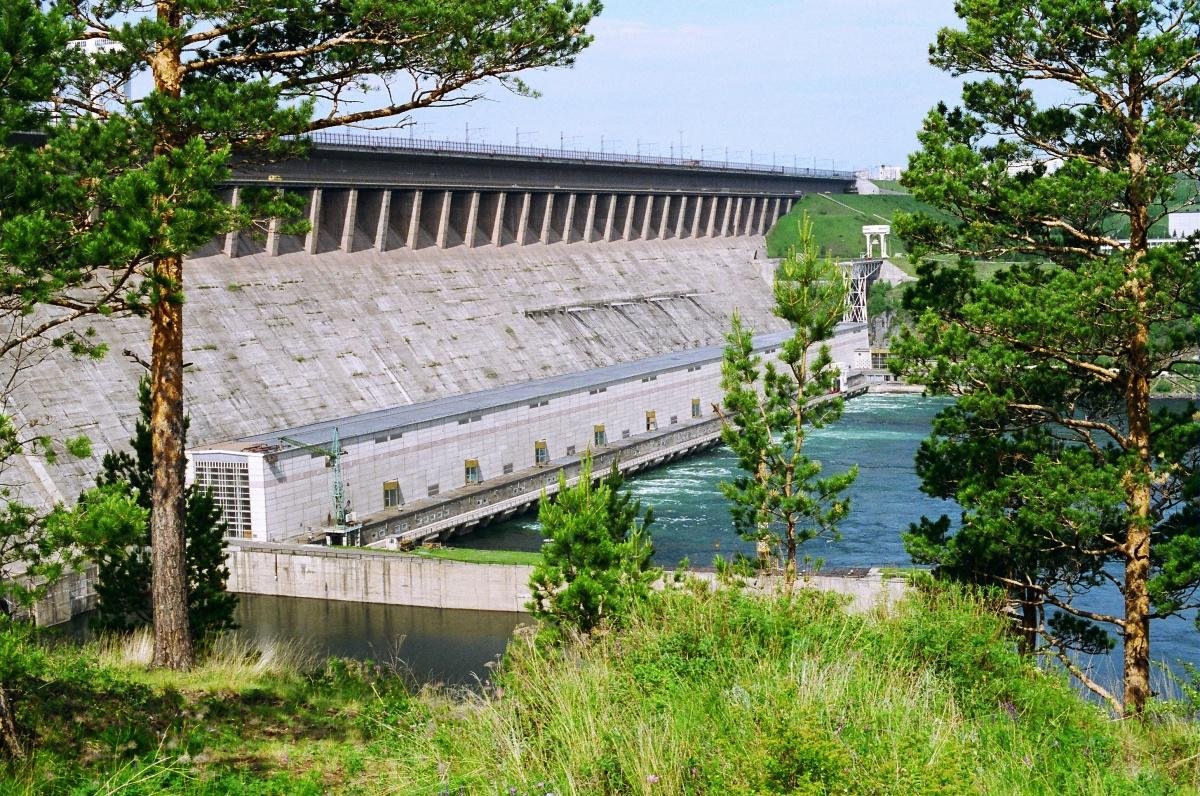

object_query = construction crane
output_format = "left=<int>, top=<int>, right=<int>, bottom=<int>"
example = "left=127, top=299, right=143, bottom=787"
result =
left=278, top=427, right=362, bottom=546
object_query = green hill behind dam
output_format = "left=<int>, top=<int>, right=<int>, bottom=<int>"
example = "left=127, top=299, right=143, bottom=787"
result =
left=768, top=178, right=1200, bottom=260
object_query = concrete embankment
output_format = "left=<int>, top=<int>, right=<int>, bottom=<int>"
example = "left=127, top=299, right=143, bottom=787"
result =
left=23, top=565, right=97, bottom=627
left=12, top=237, right=785, bottom=512
left=226, top=540, right=907, bottom=615
left=868, top=382, right=926, bottom=395
left=227, top=542, right=535, bottom=612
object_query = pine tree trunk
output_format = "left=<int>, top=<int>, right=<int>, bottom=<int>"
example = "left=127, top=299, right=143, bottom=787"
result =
left=147, top=0, right=193, bottom=670
left=785, top=530, right=797, bottom=593
left=1122, top=139, right=1152, bottom=717
left=150, top=253, right=193, bottom=670
left=1123, top=355, right=1153, bottom=718
left=0, top=683, right=23, bottom=759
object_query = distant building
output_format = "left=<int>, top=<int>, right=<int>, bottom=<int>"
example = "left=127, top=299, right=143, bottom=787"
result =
left=1168, top=212, right=1200, bottom=238
left=873, top=165, right=904, bottom=181
left=67, top=35, right=130, bottom=105
left=1006, top=157, right=1063, bottom=176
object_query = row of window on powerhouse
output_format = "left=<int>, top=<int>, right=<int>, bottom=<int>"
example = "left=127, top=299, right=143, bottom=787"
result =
left=379, top=402, right=706, bottom=508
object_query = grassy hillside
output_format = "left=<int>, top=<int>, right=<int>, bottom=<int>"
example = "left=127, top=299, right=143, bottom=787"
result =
left=3, top=586, right=1198, bottom=794
left=1116, top=177, right=1200, bottom=238
left=771, top=178, right=1200, bottom=260
left=766, top=193, right=938, bottom=259
left=869, top=179, right=908, bottom=194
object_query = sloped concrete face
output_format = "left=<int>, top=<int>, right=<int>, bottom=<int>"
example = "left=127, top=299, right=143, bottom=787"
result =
left=9, top=237, right=785, bottom=509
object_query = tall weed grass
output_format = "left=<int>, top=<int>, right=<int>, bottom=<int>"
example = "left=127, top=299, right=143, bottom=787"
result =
left=4, top=587, right=1197, bottom=794
left=392, top=584, right=1196, bottom=794
left=93, top=628, right=322, bottom=690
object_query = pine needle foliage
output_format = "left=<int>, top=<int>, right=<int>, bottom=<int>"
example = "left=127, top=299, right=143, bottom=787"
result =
left=527, top=458, right=658, bottom=640
left=890, top=0, right=1200, bottom=717
left=719, top=215, right=858, bottom=584
left=89, top=378, right=236, bottom=644
left=2, top=0, right=602, bottom=669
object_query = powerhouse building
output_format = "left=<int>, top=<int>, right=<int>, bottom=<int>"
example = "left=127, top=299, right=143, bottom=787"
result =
left=188, top=324, right=867, bottom=543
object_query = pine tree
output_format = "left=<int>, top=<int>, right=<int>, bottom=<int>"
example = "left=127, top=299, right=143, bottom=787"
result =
left=528, top=459, right=657, bottom=639
left=0, top=0, right=151, bottom=755
left=2, top=0, right=601, bottom=669
left=718, top=216, right=858, bottom=586
left=891, top=0, right=1200, bottom=717
left=92, top=378, right=236, bottom=643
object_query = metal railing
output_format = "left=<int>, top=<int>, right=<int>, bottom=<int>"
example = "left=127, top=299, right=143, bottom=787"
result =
left=305, top=131, right=855, bottom=180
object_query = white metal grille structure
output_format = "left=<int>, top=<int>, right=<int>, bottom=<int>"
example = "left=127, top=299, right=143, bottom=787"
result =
left=193, top=460, right=253, bottom=538
left=841, top=259, right=882, bottom=324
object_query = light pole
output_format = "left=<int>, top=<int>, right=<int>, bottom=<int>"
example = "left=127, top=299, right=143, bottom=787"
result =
left=516, top=127, right=537, bottom=147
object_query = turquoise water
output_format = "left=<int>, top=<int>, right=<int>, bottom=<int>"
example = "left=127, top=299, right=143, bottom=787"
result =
left=457, top=393, right=952, bottom=570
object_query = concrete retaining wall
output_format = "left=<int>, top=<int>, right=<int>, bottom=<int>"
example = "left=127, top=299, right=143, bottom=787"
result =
left=225, top=540, right=907, bottom=615
left=226, top=542, right=534, bottom=613
left=12, top=564, right=99, bottom=627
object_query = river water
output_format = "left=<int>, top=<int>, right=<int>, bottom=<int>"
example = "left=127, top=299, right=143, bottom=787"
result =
left=239, top=394, right=1196, bottom=691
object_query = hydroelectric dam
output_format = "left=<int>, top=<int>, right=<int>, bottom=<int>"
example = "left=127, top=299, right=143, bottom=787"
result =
left=12, top=135, right=868, bottom=601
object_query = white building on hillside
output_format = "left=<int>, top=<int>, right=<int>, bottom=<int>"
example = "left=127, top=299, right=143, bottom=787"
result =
left=1168, top=212, right=1200, bottom=238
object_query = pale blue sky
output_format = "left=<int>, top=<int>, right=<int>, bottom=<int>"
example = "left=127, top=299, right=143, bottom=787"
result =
left=403, top=2, right=962, bottom=172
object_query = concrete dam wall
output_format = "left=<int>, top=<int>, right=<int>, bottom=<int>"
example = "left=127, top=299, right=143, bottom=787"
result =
left=11, top=236, right=788, bottom=508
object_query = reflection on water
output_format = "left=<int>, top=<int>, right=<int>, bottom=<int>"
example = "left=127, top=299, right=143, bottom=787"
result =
left=235, top=594, right=527, bottom=686
left=51, top=596, right=528, bottom=688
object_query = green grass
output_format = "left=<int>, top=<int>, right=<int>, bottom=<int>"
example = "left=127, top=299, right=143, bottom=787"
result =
left=405, top=545, right=541, bottom=566
left=334, top=543, right=542, bottom=566
left=3, top=586, right=1198, bottom=794
left=772, top=178, right=1200, bottom=262
left=1152, top=366, right=1200, bottom=397
left=766, top=193, right=945, bottom=259
left=331, top=543, right=541, bottom=565
left=870, top=179, right=909, bottom=194
left=1109, top=177, right=1200, bottom=238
